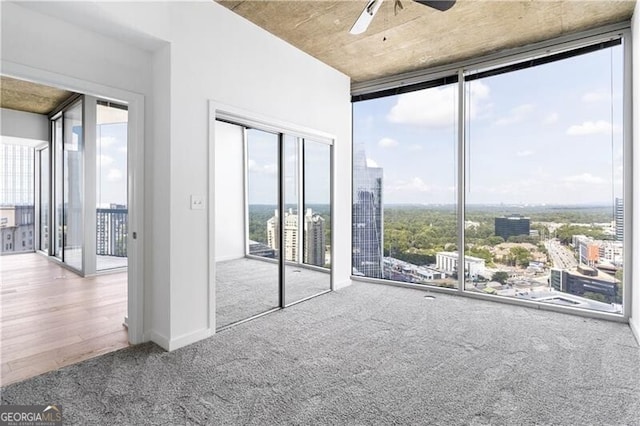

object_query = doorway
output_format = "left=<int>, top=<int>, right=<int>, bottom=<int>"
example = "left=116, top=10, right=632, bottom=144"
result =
left=0, top=71, right=145, bottom=384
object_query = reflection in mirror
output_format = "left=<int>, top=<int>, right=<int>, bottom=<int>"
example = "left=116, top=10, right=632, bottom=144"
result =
left=285, top=139, right=331, bottom=305
left=215, top=123, right=280, bottom=329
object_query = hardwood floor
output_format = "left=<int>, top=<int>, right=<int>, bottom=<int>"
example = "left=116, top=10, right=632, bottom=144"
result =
left=0, top=253, right=128, bottom=386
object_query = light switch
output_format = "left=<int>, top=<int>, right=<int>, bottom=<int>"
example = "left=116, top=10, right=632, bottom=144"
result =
left=190, top=195, right=205, bottom=210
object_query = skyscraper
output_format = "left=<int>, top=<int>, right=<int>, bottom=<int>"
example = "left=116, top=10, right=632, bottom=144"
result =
left=304, top=209, right=326, bottom=267
left=615, top=197, right=624, bottom=242
left=0, top=144, right=34, bottom=206
left=267, top=208, right=326, bottom=267
left=352, top=149, right=383, bottom=278
left=1, top=144, right=35, bottom=255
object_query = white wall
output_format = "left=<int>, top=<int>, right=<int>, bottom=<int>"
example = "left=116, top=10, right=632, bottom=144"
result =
left=0, top=108, right=48, bottom=145
left=165, top=3, right=351, bottom=346
left=147, top=43, right=172, bottom=345
left=630, top=1, right=640, bottom=345
left=214, top=121, right=245, bottom=262
left=1, top=1, right=352, bottom=350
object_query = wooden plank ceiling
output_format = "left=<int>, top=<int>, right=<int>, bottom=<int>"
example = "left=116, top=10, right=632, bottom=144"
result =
left=217, top=0, right=636, bottom=83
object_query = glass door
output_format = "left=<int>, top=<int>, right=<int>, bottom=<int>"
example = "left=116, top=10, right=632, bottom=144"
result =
left=62, top=100, right=83, bottom=270
left=52, top=116, right=63, bottom=260
left=38, top=147, right=50, bottom=252
left=46, top=98, right=84, bottom=272
left=96, top=102, right=128, bottom=271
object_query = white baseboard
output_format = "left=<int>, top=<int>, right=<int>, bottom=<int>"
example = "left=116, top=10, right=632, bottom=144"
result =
left=630, top=319, right=640, bottom=347
left=215, top=254, right=245, bottom=262
left=148, top=329, right=170, bottom=351
left=168, top=327, right=212, bottom=351
left=333, top=278, right=353, bottom=290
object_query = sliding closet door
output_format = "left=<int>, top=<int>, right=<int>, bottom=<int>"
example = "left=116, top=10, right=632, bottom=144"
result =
left=215, top=122, right=280, bottom=329
left=214, top=118, right=333, bottom=329
left=284, top=138, right=332, bottom=305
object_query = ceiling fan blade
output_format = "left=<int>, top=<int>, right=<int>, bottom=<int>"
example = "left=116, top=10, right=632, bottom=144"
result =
left=413, top=0, right=456, bottom=12
left=350, top=0, right=385, bottom=35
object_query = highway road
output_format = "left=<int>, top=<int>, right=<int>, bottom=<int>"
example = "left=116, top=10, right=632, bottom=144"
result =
left=545, top=239, right=578, bottom=270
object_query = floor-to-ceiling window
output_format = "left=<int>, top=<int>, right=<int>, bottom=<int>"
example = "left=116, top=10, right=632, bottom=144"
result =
left=39, top=96, right=129, bottom=275
left=462, top=40, right=624, bottom=313
left=352, top=78, right=459, bottom=288
left=38, top=147, right=49, bottom=252
left=352, top=30, right=629, bottom=316
left=62, top=100, right=83, bottom=270
left=48, top=98, right=84, bottom=270
left=96, top=102, right=128, bottom=271
left=53, top=116, right=63, bottom=260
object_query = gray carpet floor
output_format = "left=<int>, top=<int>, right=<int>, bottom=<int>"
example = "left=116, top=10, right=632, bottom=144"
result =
left=216, top=257, right=330, bottom=328
left=2, top=282, right=640, bottom=425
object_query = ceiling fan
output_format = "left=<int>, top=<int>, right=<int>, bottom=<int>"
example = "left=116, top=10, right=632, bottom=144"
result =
left=350, top=0, right=456, bottom=35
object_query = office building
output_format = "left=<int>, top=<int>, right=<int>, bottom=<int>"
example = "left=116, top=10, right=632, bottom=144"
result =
left=436, top=251, right=486, bottom=278
left=96, top=204, right=128, bottom=258
left=616, top=197, right=624, bottom=242
left=0, top=144, right=34, bottom=207
left=495, top=214, right=531, bottom=241
left=352, top=149, right=384, bottom=278
left=304, top=209, right=326, bottom=267
left=573, top=235, right=601, bottom=267
left=0, top=205, right=34, bottom=254
left=549, top=265, right=619, bottom=303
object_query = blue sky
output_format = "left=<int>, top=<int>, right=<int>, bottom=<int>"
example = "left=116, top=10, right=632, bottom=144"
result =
left=353, top=44, right=624, bottom=205
left=96, top=121, right=127, bottom=208
left=247, top=129, right=331, bottom=205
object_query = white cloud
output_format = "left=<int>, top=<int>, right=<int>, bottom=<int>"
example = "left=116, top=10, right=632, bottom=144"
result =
left=366, top=158, right=379, bottom=168
left=99, top=136, right=116, bottom=147
left=97, top=154, right=114, bottom=167
left=408, top=144, right=423, bottom=152
left=263, top=164, right=277, bottom=175
left=581, top=91, right=608, bottom=103
left=543, top=112, right=559, bottom=125
left=117, top=147, right=127, bottom=153
left=566, top=120, right=613, bottom=136
left=387, top=81, right=490, bottom=128
left=516, top=150, right=534, bottom=157
left=389, top=177, right=431, bottom=193
left=107, top=168, right=123, bottom=182
left=563, top=173, right=606, bottom=184
left=248, top=159, right=277, bottom=175
left=494, top=104, right=534, bottom=126
left=378, top=137, right=399, bottom=148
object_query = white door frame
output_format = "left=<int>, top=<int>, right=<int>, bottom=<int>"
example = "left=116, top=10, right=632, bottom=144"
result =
left=2, top=60, right=146, bottom=344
